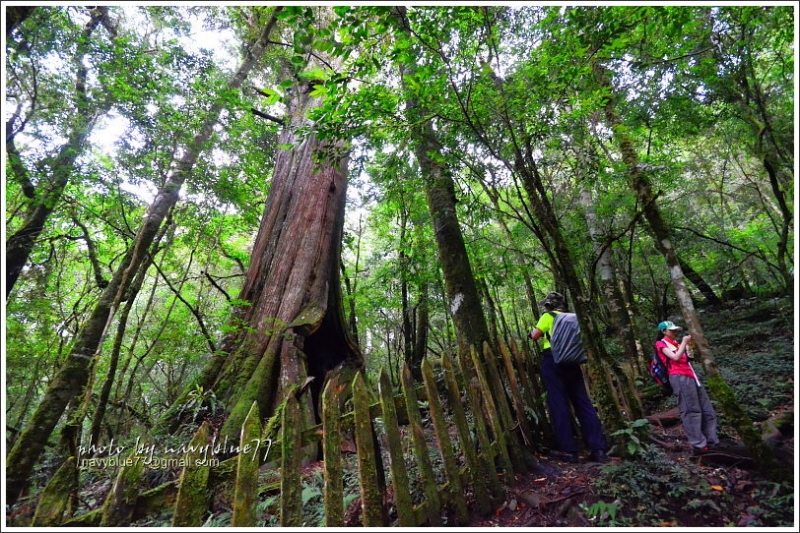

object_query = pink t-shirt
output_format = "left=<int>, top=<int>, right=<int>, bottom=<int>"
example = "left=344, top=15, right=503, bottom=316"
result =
left=655, top=337, right=696, bottom=379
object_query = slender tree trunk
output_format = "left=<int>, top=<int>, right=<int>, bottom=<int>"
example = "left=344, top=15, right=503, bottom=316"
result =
left=410, top=281, right=429, bottom=379
left=594, top=62, right=787, bottom=481
left=341, top=214, right=364, bottom=345
left=6, top=7, right=112, bottom=298
left=398, top=78, right=492, bottom=362
left=399, top=209, right=415, bottom=375
left=677, top=257, right=722, bottom=306
left=762, top=157, right=793, bottom=291
left=514, top=159, right=625, bottom=435
left=4, top=11, right=283, bottom=506
left=580, top=187, right=644, bottom=418
left=89, top=245, right=158, bottom=447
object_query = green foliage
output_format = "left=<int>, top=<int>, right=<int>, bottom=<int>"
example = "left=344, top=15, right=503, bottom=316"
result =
left=5, top=7, right=794, bottom=525
left=580, top=500, right=622, bottom=526
left=608, top=418, right=652, bottom=459
left=741, top=482, right=795, bottom=527
left=590, top=446, right=738, bottom=526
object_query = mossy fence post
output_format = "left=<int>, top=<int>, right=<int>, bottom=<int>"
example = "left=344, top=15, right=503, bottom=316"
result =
left=46, top=348, right=540, bottom=527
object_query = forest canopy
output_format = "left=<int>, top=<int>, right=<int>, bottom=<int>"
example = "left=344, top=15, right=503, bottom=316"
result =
left=3, top=3, right=795, bottom=524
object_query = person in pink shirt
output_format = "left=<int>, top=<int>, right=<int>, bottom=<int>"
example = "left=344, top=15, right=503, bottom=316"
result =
left=655, top=321, right=719, bottom=454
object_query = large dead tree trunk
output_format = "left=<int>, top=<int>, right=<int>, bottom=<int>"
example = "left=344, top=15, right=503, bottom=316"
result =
left=189, top=82, right=362, bottom=445
left=4, top=11, right=282, bottom=507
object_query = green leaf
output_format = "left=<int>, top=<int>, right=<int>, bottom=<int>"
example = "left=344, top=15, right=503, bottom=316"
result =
left=260, top=88, right=282, bottom=106
left=308, top=84, right=327, bottom=98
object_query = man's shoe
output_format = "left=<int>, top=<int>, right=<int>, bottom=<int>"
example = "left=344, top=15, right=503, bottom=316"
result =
left=563, top=452, right=580, bottom=463
left=589, top=450, right=611, bottom=463
left=549, top=450, right=580, bottom=463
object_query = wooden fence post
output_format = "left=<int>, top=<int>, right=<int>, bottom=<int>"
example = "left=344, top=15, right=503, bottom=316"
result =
left=352, top=372, right=387, bottom=526
left=401, top=364, right=442, bottom=526
left=378, top=370, right=416, bottom=526
left=440, top=355, right=493, bottom=515
left=280, top=394, right=303, bottom=527
left=232, top=402, right=261, bottom=526
left=483, top=343, right=527, bottom=473
left=468, top=346, right=515, bottom=478
left=421, top=359, right=469, bottom=523
left=172, top=422, right=212, bottom=527
left=498, top=342, right=535, bottom=448
left=322, top=376, right=345, bottom=526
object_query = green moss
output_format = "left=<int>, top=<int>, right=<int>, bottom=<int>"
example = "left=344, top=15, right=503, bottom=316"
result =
left=232, top=402, right=262, bottom=526
left=352, top=373, right=385, bottom=526
left=322, top=378, right=345, bottom=526
left=171, top=423, right=212, bottom=527
left=32, top=457, right=78, bottom=526
left=280, top=395, right=303, bottom=526
left=100, top=453, right=146, bottom=526
left=705, top=374, right=790, bottom=483
left=377, top=370, right=415, bottom=525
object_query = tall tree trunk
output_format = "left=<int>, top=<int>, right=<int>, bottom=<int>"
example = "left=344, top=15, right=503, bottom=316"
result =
left=341, top=214, right=364, bottom=345
left=187, top=82, right=362, bottom=446
left=410, top=281, right=429, bottom=379
left=594, top=62, right=787, bottom=481
left=677, top=256, right=722, bottom=306
left=89, top=243, right=159, bottom=447
left=6, top=7, right=112, bottom=298
left=4, top=11, right=283, bottom=506
left=397, top=61, right=493, bottom=361
left=580, top=187, right=644, bottom=419
left=399, top=208, right=415, bottom=375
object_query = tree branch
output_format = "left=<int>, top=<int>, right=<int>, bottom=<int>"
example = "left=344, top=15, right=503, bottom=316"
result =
left=250, top=107, right=285, bottom=125
left=71, top=215, right=109, bottom=289
left=203, top=270, right=232, bottom=303
left=151, top=260, right=217, bottom=354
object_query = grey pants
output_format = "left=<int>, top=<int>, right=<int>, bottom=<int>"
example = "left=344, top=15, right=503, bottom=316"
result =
left=669, top=374, right=719, bottom=449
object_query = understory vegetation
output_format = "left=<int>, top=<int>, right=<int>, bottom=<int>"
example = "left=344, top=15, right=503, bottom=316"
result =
left=4, top=4, right=795, bottom=528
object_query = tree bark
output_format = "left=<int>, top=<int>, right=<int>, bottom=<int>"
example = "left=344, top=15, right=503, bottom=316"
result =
left=186, top=82, right=362, bottom=446
left=396, top=61, right=493, bottom=361
left=4, top=10, right=283, bottom=506
left=677, top=256, right=722, bottom=306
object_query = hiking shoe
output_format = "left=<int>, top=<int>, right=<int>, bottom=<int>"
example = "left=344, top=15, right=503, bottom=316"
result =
left=563, top=452, right=580, bottom=463
left=692, top=446, right=710, bottom=456
left=547, top=450, right=581, bottom=463
left=589, top=450, right=611, bottom=463
left=549, top=450, right=580, bottom=463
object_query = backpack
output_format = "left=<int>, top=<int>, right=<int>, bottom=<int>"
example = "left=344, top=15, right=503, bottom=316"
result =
left=547, top=312, right=588, bottom=365
left=649, top=342, right=673, bottom=395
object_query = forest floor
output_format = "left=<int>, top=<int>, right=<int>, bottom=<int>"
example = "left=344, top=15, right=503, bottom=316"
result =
left=462, top=295, right=796, bottom=528
left=5, top=296, right=794, bottom=528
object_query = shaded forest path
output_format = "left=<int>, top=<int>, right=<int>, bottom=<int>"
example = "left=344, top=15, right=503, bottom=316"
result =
left=465, top=295, right=795, bottom=528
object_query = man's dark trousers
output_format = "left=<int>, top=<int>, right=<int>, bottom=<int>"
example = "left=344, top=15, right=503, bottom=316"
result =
left=541, top=349, right=607, bottom=454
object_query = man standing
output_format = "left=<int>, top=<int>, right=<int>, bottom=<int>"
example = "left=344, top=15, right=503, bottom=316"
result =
left=529, top=292, right=609, bottom=463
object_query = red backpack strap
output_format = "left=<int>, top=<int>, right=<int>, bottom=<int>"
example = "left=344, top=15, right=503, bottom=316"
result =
left=654, top=340, right=670, bottom=367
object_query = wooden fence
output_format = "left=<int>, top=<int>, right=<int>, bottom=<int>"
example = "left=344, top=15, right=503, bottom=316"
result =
left=39, top=342, right=547, bottom=527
